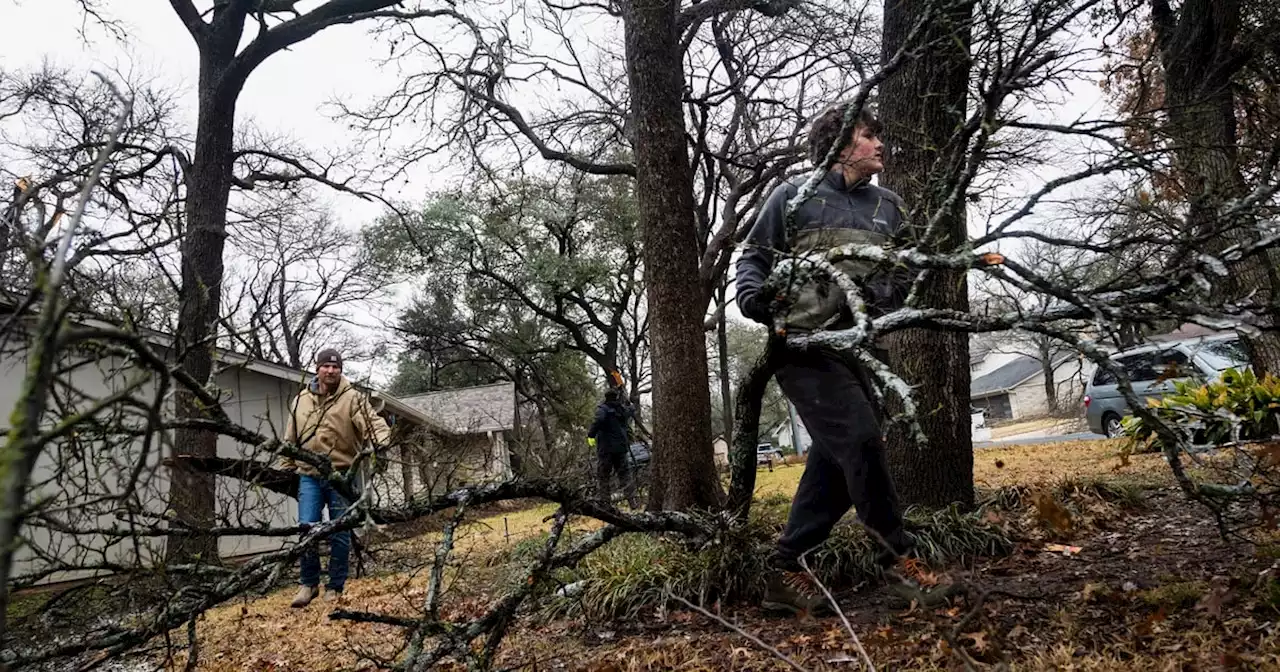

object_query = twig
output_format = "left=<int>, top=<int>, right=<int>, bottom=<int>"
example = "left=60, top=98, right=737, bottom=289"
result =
left=400, top=499, right=468, bottom=666
left=668, top=594, right=811, bottom=672
left=182, top=614, right=199, bottom=672
left=798, top=555, right=876, bottom=672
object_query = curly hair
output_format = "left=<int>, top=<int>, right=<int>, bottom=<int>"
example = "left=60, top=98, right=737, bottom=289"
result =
left=806, top=103, right=883, bottom=166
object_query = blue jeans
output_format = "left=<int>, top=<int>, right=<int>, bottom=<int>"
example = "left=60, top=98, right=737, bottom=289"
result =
left=298, top=473, right=357, bottom=591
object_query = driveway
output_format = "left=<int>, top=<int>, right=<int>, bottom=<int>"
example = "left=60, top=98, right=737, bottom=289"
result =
left=976, top=431, right=1099, bottom=448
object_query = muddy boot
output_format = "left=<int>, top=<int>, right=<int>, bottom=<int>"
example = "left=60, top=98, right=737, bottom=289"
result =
left=762, top=574, right=831, bottom=616
left=290, top=585, right=318, bottom=609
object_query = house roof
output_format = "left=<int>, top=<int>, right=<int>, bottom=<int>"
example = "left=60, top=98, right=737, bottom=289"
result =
left=400, top=382, right=516, bottom=434
left=0, top=297, right=440, bottom=429
left=970, top=355, right=1044, bottom=398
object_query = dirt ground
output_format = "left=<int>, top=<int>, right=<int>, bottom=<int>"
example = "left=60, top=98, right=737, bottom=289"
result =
left=13, top=440, right=1280, bottom=670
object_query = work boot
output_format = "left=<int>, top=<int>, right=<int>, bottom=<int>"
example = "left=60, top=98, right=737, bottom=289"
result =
left=323, top=587, right=343, bottom=603
left=876, top=530, right=918, bottom=569
left=290, top=585, right=318, bottom=609
left=761, top=574, right=831, bottom=616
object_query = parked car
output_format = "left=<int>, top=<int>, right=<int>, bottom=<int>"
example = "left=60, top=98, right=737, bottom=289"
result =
left=1084, top=334, right=1250, bottom=438
left=756, top=443, right=784, bottom=467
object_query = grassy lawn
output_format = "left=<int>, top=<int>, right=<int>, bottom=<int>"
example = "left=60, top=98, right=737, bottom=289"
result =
left=369, top=437, right=1156, bottom=568
left=372, top=437, right=1160, bottom=571
left=753, top=436, right=1166, bottom=497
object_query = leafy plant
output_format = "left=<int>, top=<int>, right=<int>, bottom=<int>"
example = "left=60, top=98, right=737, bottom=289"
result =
left=531, top=496, right=1013, bottom=621
left=1122, top=368, right=1280, bottom=454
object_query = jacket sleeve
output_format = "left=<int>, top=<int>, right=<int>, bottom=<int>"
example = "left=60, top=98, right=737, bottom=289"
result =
left=735, top=182, right=794, bottom=325
left=587, top=405, right=607, bottom=439
left=353, top=393, right=393, bottom=447
left=869, top=189, right=916, bottom=315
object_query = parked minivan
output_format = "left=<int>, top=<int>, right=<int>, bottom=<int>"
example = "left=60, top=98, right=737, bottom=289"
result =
left=1084, top=334, right=1251, bottom=438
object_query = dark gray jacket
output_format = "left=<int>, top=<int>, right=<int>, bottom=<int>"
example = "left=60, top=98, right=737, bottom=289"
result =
left=588, top=401, right=632, bottom=455
left=736, top=170, right=912, bottom=331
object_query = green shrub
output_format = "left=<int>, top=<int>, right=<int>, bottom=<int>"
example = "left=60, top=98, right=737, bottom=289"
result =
left=1053, top=476, right=1146, bottom=507
left=532, top=498, right=1013, bottom=621
left=1123, top=368, right=1280, bottom=453
left=978, top=485, right=1031, bottom=511
left=978, top=476, right=1149, bottom=513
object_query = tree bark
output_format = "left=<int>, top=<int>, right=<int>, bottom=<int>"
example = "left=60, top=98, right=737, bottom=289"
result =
left=167, top=43, right=241, bottom=564
left=621, top=0, right=721, bottom=511
left=716, top=285, right=734, bottom=447
left=1153, top=0, right=1280, bottom=377
left=162, top=0, right=417, bottom=562
left=879, top=0, right=975, bottom=509
left=726, top=336, right=784, bottom=519
left=1040, top=339, right=1057, bottom=414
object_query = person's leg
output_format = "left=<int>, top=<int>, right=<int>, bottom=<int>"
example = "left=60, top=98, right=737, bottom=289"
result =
left=291, top=475, right=325, bottom=608
left=768, top=353, right=870, bottom=568
left=324, top=473, right=357, bottom=594
left=615, top=452, right=640, bottom=508
left=764, top=362, right=854, bottom=614
left=297, top=475, right=324, bottom=588
left=771, top=446, right=853, bottom=567
left=764, top=350, right=908, bottom=615
left=596, top=453, right=614, bottom=501
left=794, top=351, right=907, bottom=554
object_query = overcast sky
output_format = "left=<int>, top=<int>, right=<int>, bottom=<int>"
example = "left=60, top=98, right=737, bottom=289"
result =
left=0, top=0, right=461, bottom=383
left=0, top=0, right=457, bottom=225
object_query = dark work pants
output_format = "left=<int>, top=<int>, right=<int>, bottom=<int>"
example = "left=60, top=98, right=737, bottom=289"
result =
left=597, top=451, right=639, bottom=507
left=771, top=348, right=906, bottom=571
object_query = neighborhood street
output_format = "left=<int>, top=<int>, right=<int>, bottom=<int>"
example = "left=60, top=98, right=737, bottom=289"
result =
left=976, top=431, right=1099, bottom=448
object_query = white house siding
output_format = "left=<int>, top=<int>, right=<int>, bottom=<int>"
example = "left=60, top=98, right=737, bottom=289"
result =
left=7, top=343, right=397, bottom=582
left=13, top=344, right=171, bottom=584
left=712, top=438, right=729, bottom=466
left=771, top=407, right=812, bottom=455
left=1008, top=358, right=1094, bottom=418
left=212, top=366, right=300, bottom=559
left=400, top=383, right=518, bottom=494
left=411, top=433, right=512, bottom=496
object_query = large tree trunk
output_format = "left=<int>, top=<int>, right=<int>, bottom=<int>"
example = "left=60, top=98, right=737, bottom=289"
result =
left=1154, top=0, right=1280, bottom=377
left=879, top=0, right=975, bottom=509
left=622, top=0, right=720, bottom=511
left=166, top=50, right=241, bottom=564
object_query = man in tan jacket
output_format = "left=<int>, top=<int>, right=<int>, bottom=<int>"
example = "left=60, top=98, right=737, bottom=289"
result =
left=283, top=348, right=390, bottom=608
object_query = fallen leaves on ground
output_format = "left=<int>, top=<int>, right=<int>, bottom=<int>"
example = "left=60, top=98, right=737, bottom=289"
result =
left=155, top=440, right=1280, bottom=671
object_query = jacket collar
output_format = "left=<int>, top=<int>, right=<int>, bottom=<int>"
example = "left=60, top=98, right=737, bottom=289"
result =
left=822, top=168, right=871, bottom=192
left=308, top=374, right=351, bottom=398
